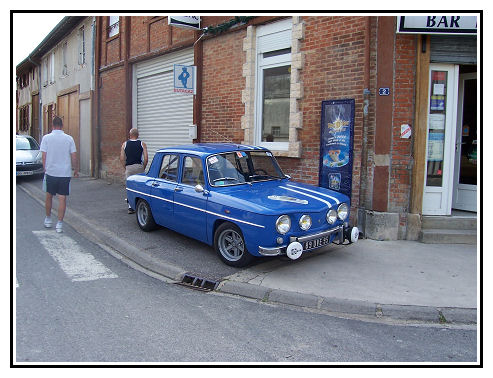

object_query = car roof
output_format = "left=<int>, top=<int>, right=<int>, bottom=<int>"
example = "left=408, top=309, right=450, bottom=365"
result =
left=156, top=143, right=269, bottom=157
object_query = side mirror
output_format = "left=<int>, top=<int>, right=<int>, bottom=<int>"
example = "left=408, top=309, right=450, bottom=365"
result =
left=195, top=184, right=204, bottom=193
left=284, top=175, right=291, bottom=180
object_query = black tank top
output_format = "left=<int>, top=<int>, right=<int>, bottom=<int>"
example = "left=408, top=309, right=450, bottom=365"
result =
left=125, top=140, right=143, bottom=166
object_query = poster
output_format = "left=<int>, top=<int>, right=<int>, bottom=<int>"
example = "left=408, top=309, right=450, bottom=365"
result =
left=427, top=132, right=445, bottom=161
left=319, top=99, right=355, bottom=201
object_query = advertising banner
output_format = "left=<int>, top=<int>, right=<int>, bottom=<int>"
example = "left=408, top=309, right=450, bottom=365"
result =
left=319, top=99, right=355, bottom=202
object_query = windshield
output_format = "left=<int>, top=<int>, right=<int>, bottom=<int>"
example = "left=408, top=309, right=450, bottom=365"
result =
left=16, top=137, right=39, bottom=151
left=207, top=150, right=285, bottom=187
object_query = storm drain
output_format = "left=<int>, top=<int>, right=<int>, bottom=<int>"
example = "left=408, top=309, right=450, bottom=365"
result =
left=176, top=274, right=219, bottom=292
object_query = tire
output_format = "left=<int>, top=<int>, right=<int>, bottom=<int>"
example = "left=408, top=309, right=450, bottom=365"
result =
left=136, top=199, right=157, bottom=232
left=214, top=222, right=254, bottom=267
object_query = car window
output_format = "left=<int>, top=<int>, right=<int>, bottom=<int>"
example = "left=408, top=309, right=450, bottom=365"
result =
left=159, top=154, right=179, bottom=182
left=181, top=156, right=205, bottom=186
left=16, top=137, right=39, bottom=151
left=207, top=151, right=283, bottom=186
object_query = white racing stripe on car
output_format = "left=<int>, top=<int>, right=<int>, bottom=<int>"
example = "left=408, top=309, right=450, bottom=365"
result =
left=127, top=188, right=265, bottom=229
left=33, top=231, right=118, bottom=282
left=280, top=186, right=334, bottom=208
left=286, top=183, right=340, bottom=205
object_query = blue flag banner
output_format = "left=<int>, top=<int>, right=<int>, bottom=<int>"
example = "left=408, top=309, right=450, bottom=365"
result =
left=319, top=99, right=355, bottom=202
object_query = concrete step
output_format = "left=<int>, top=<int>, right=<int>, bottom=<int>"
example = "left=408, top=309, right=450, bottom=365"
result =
left=421, top=216, right=477, bottom=231
left=419, top=228, right=477, bottom=244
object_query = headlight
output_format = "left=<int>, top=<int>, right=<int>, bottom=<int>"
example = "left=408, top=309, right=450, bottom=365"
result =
left=326, top=209, right=337, bottom=224
left=35, top=152, right=42, bottom=164
left=299, top=215, right=312, bottom=231
left=276, top=215, right=291, bottom=234
left=337, top=203, right=349, bottom=220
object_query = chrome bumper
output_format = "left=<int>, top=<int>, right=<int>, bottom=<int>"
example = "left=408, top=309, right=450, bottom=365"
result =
left=258, top=225, right=344, bottom=256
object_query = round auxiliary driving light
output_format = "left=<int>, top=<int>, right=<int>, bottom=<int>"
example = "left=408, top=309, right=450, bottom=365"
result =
left=299, top=215, right=312, bottom=231
left=326, top=209, right=337, bottom=224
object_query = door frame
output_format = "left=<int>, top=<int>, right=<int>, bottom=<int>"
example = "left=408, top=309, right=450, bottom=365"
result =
left=452, top=72, right=477, bottom=212
left=422, top=63, right=459, bottom=215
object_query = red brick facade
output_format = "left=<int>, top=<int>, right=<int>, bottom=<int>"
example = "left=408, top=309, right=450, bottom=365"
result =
left=96, top=15, right=419, bottom=235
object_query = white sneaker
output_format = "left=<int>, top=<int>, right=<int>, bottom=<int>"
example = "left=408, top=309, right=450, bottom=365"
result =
left=44, top=217, right=52, bottom=228
left=55, top=221, right=63, bottom=233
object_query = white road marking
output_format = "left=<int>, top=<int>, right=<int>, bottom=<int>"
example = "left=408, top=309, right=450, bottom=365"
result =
left=33, top=230, right=118, bottom=282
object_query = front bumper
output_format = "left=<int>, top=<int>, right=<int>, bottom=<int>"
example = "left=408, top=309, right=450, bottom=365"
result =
left=16, top=163, right=44, bottom=176
left=258, top=225, right=345, bottom=256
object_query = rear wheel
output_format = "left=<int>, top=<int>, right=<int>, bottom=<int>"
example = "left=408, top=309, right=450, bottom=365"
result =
left=136, top=199, right=157, bottom=231
left=214, top=222, right=254, bottom=267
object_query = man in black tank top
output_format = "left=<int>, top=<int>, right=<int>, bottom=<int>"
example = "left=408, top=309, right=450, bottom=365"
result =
left=120, top=128, right=148, bottom=213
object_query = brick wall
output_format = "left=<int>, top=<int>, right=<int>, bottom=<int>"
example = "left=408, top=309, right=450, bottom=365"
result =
left=201, top=29, right=246, bottom=143
left=389, top=34, right=416, bottom=213
left=99, top=67, right=127, bottom=180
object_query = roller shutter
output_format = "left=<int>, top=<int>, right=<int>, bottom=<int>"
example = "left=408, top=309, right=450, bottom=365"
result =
left=430, top=35, right=477, bottom=64
left=133, top=48, right=194, bottom=163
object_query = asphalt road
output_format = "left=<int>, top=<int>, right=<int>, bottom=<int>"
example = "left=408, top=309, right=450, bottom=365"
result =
left=15, top=185, right=478, bottom=363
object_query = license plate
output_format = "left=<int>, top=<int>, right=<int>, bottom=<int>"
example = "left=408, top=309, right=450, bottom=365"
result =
left=16, top=171, right=33, bottom=176
left=303, top=235, right=330, bottom=250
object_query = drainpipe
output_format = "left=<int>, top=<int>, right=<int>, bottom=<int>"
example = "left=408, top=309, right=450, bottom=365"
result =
left=93, top=16, right=102, bottom=178
left=28, top=57, right=42, bottom=142
left=358, top=16, right=371, bottom=237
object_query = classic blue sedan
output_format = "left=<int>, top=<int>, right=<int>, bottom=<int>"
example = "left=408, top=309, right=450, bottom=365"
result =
left=126, top=144, right=358, bottom=267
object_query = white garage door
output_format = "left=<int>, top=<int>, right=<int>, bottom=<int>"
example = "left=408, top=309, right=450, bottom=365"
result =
left=133, top=48, right=194, bottom=164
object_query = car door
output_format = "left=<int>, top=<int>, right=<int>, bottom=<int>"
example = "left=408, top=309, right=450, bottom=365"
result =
left=149, top=153, right=179, bottom=228
left=172, top=155, right=209, bottom=243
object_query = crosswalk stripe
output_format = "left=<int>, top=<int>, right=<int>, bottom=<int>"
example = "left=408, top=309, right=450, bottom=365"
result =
left=33, top=230, right=118, bottom=282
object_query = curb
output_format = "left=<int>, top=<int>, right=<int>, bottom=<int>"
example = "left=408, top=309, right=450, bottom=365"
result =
left=217, top=280, right=477, bottom=325
left=17, top=180, right=477, bottom=325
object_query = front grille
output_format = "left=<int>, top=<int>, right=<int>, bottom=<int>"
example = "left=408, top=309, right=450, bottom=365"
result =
left=16, top=163, right=42, bottom=171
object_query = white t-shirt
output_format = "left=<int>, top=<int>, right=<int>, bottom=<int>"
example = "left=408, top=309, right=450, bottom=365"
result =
left=40, top=129, right=77, bottom=177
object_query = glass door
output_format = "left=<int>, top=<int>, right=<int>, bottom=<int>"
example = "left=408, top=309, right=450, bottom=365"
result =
left=452, top=72, right=477, bottom=212
left=422, top=64, right=459, bottom=215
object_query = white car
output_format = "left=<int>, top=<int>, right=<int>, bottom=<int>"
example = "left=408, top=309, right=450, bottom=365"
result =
left=16, top=135, right=44, bottom=177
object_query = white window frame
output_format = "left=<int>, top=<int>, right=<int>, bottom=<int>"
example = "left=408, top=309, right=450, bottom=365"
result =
left=254, top=19, right=292, bottom=151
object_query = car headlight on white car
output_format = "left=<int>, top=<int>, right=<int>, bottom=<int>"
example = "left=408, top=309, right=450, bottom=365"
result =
left=276, top=215, right=291, bottom=234
left=35, top=152, right=42, bottom=164
left=299, top=215, right=312, bottom=231
left=326, top=209, right=337, bottom=224
left=337, top=203, right=349, bottom=221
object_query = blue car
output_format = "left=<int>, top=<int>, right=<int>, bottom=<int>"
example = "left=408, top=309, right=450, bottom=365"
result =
left=126, top=144, right=359, bottom=267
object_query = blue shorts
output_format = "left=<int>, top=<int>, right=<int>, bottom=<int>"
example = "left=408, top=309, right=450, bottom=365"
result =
left=44, top=174, right=71, bottom=196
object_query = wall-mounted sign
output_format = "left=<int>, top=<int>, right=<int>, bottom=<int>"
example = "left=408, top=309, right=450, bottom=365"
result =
left=401, top=124, right=412, bottom=139
left=379, top=87, right=390, bottom=96
left=173, top=64, right=196, bottom=95
left=397, top=16, right=477, bottom=35
left=168, top=16, right=201, bottom=30
left=319, top=99, right=355, bottom=201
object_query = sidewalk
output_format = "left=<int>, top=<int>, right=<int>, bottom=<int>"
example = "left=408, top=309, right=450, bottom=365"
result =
left=17, top=176, right=478, bottom=325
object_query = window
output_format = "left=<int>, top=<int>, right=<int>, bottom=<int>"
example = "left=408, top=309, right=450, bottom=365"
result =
left=78, top=26, right=86, bottom=65
left=49, top=52, right=55, bottom=84
left=181, top=156, right=205, bottom=186
left=159, top=154, right=179, bottom=182
left=62, top=42, right=68, bottom=76
left=42, top=58, right=48, bottom=86
left=255, top=19, right=292, bottom=150
left=108, top=16, right=119, bottom=38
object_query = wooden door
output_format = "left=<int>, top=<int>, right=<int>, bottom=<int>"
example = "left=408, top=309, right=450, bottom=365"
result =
left=31, top=94, right=39, bottom=142
left=57, top=91, right=80, bottom=163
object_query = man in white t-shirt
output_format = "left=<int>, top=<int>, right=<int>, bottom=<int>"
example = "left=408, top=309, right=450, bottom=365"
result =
left=40, top=116, right=79, bottom=233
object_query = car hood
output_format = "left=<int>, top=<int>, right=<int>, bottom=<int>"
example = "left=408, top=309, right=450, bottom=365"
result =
left=16, top=150, right=41, bottom=163
left=210, top=180, right=349, bottom=214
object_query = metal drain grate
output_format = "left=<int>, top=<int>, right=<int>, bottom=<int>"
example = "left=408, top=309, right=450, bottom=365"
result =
left=177, top=274, right=219, bottom=292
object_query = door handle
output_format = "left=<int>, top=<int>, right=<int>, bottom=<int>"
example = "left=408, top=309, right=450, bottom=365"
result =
left=174, top=187, right=183, bottom=192
left=151, top=182, right=159, bottom=187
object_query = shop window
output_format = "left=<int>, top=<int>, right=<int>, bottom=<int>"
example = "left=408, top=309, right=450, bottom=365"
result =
left=108, top=16, right=120, bottom=38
